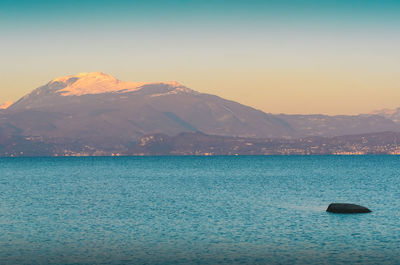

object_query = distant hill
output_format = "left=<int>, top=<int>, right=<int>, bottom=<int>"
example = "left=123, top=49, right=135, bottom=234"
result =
left=129, top=131, right=400, bottom=155
left=1, top=72, right=400, bottom=156
left=2, top=131, right=400, bottom=156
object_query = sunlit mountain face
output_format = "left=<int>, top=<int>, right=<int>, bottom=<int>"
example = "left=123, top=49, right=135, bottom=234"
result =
left=40, top=72, right=186, bottom=96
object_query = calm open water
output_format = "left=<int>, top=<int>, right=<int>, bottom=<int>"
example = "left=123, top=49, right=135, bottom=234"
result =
left=1, top=156, right=400, bottom=265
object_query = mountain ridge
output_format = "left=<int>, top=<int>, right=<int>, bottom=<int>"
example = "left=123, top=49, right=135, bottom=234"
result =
left=1, top=72, right=400, bottom=156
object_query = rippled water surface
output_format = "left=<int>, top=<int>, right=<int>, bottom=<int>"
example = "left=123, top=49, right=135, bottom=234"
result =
left=1, top=156, right=400, bottom=264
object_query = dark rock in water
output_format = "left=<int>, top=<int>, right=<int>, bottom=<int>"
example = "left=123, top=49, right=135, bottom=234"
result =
left=326, top=203, right=371, bottom=213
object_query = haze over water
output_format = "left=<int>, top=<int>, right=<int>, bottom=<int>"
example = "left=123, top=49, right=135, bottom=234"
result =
left=1, top=156, right=399, bottom=264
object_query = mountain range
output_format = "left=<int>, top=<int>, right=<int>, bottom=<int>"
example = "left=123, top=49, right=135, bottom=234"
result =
left=1, top=72, right=400, bottom=156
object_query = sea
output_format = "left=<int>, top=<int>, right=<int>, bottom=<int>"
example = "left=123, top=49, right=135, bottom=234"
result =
left=1, top=156, right=399, bottom=265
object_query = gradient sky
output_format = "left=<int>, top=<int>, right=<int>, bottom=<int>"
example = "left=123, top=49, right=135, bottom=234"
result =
left=1, top=0, right=399, bottom=115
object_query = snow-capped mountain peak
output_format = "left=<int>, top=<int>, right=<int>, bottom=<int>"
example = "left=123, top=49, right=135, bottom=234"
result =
left=48, top=72, right=186, bottom=96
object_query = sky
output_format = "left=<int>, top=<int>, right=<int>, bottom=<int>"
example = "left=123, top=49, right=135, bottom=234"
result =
left=1, top=0, right=399, bottom=115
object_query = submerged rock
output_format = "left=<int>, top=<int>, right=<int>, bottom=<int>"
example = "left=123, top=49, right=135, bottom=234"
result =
left=326, top=203, right=371, bottom=213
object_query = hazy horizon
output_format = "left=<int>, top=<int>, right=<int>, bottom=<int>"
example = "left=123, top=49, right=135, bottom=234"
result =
left=1, top=0, right=399, bottom=115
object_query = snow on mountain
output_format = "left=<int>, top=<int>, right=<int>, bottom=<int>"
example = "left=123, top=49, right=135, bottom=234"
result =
left=47, top=72, right=187, bottom=96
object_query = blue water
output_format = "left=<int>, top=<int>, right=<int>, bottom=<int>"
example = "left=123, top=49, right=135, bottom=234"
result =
left=1, top=156, right=400, bottom=265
